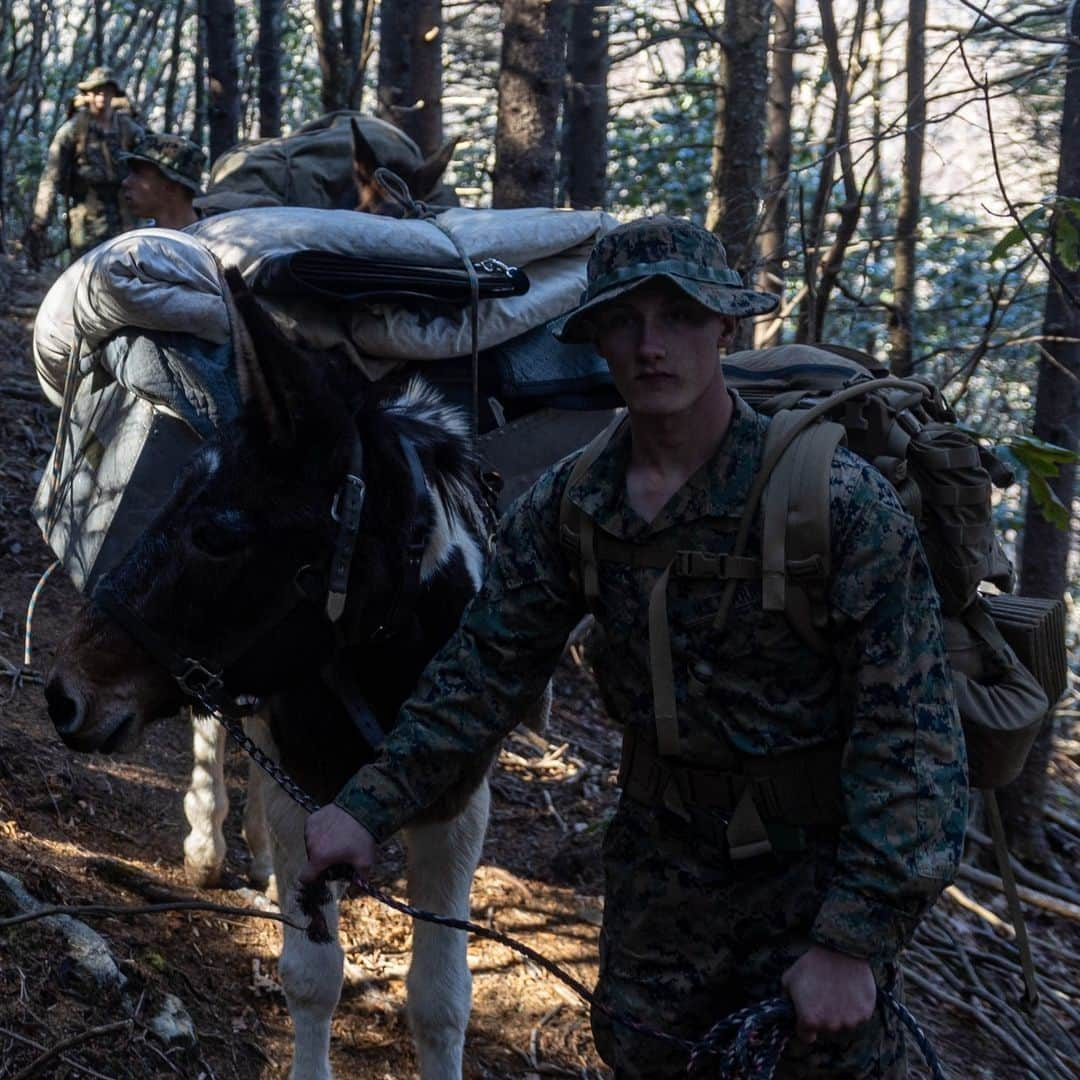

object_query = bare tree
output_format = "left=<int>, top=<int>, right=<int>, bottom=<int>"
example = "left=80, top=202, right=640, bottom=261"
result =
left=888, top=0, right=926, bottom=376
left=378, top=0, right=445, bottom=158
left=705, top=0, right=772, bottom=279
left=1002, top=1, right=1080, bottom=871
left=205, top=0, right=239, bottom=162
left=493, top=0, right=569, bottom=209
left=314, top=0, right=375, bottom=113
left=755, top=0, right=797, bottom=346
left=559, top=0, right=609, bottom=210
left=257, top=0, right=282, bottom=138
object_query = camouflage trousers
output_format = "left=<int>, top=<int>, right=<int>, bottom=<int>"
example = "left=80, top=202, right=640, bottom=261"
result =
left=590, top=797, right=908, bottom=1079
left=67, top=184, right=132, bottom=258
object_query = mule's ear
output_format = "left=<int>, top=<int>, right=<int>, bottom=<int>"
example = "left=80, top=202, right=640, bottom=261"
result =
left=411, top=135, right=459, bottom=200
left=223, top=267, right=301, bottom=446
left=351, top=119, right=378, bottom=181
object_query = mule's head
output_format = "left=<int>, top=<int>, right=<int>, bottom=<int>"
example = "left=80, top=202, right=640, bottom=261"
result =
left=351, top=118, right=458, bottom=217
left=45, top=279, right=361, bottom=753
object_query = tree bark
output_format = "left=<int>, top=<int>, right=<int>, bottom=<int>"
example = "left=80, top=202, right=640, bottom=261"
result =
left=163, top=0, right=187, bottom=133
left=559, top=0, right=609, bottom=210
left=257, top=0, right=282, bottom=138
left=705, top=0, right=771, bottom=279
left=1003, top=2, right=1080, bottom=872
left=755, top=0, right=797, bottom=347
left=313, top=0, right=346, bottom=112
left=205, top=0, right=239, bottom=164
left=194, top=0, right=208, bottom=150
left=493, top=0, right=569, bottom=209
left=888, top=0, right=926, bottom=376
left=377, top=0, right=445, bottom=158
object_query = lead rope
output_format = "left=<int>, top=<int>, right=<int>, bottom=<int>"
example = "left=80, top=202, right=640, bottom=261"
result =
left=195, top=690, right=945, bottom=1078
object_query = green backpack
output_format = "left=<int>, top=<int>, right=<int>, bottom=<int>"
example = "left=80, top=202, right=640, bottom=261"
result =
left=560, top=342, right=1067, bottom=1004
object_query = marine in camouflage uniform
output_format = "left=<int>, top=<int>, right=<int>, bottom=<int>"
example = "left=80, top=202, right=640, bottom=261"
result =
left=313, top=217, right=968, bottom=1077
left=119, top=131, right=206, bottom=230
left=29, top=66, right=142, bottom=259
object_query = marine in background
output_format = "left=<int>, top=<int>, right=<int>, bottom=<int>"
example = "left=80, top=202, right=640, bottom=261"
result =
left=25, top=66, right=143, bottom=264
left=120, top=132, right=206, bottom=231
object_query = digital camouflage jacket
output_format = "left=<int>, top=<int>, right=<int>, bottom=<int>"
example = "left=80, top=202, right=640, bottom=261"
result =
left=32, top=109, right=142, bottom=252
left=336, top=391, right=968, bottom=964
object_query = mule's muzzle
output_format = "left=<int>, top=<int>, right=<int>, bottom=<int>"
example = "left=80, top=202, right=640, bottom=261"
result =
left=44, top=673, right=141, bottom=753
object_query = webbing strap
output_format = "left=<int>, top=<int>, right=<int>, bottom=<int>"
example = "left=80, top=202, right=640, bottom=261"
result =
left=983, top=789, right=1040, bottom=1009
left=648, top=562, right=680, bottom=758
left=922, top=480, right=991, bottom=507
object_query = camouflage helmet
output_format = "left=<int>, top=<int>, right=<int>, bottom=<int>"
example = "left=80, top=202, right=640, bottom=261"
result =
left=77, top=66, right=125, bottom=95
left=120, top=132, right=207, bottom=194
left=554, top=215, right=779, bottom=343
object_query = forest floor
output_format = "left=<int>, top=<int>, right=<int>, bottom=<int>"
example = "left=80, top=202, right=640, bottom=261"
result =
left=0, top=284, right=1077, bottom=1079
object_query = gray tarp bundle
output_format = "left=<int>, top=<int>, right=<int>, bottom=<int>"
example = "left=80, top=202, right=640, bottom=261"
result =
left=33, top=207, right=619, bottom=590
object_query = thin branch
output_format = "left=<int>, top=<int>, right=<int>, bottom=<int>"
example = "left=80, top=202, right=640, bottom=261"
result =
left=8, top=1020, right=133, bottom=1080
left=0, top=899, right=303, bottom=931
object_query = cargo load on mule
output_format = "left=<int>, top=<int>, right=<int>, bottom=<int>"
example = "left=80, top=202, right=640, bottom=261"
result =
left=560, top=342, right=1067, bottom=1007
left=193, top=110, right=459, bottom=217
left=32, top=205, right=621, bottom=592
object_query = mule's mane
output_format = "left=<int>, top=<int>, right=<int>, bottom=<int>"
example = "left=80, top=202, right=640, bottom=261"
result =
left=377, top=377, right=488, bottom=548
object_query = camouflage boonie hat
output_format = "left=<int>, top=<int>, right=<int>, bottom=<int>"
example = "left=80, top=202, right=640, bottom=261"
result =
left=77, top=66, right=125, bottom=95
left=120, top=132, right=207, bottom=193
left=554, top=215, right=779, bottom=343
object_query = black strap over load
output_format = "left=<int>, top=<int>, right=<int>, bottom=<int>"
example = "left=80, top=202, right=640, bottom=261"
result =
left=252, top=250, right=530, bottom=306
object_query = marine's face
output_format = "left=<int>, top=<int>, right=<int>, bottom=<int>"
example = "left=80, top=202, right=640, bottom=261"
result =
left=121, top=160, right=175, bottom=220
left=590, top=279, right=736, bottom=418
left=88, top=87, right=115, bottom=117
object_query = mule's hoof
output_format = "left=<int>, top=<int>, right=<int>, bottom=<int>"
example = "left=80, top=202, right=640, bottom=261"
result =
left=184, top=860, right=223, bottom=889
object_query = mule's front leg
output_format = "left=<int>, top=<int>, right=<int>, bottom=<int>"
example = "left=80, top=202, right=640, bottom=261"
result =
left=404, top=779, right=491, bottom=1080
left=262, top=768, right=343, bottom=1080
left=184, top=709, right=228, bottom=887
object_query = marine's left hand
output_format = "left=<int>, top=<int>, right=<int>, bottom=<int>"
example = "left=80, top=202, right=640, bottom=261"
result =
left=780, top=944, right=876, bottom=1044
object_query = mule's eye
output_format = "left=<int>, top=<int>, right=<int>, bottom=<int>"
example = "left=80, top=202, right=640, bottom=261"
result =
left=191, top=516, right=252, bottom=558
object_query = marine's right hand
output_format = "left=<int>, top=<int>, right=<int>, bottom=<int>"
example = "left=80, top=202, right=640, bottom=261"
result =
left=300, top=802, right=377, bottom=885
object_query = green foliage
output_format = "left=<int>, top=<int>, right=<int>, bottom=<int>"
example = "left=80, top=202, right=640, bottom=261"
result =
left=606, top=69, right=714, bottom=221
left=1002, top=435, right=1079, bottom=531
left=989, top=196, right=1080, bottom=271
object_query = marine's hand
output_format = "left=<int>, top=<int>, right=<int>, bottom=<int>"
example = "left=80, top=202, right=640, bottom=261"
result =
left=300, top=802, right=376, bottom=885
left=780, top=944, right=876, bottom=1044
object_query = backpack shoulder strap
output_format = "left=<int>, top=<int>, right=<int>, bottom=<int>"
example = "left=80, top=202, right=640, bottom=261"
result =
left=558, top=410, right=627, bottom=610
left=761, top=412, right=845, bottom=653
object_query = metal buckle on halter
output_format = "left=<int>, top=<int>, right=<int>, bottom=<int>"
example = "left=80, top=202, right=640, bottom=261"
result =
left=331, top=473, right=365, bottom=523
left=176, top=659, right=224, bottom=695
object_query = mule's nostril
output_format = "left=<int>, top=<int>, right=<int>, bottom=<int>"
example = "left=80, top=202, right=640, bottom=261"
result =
left=45, top=679, right=81, bottom=735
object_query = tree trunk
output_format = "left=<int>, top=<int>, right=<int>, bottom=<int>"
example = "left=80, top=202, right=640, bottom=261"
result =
left=193, top=0, right=207, bottom=149
left=205, top=0, right=239, bottom=163
left=1003, top=2, right=1080, bottom=872
left=888, top=0, right=926, bottom=376
left=163, top=0, right=187, bottom=133
left=559, top=0, right=609, bottom=210
left=257, top=0, right=282, bottom=138
left=705, top=0, right=771, bottom=279
left=754, top=0, right=797, bottom=347
left=378, top=0, right=445, bottom=158
left=313, top=0, right=346, bottom=111
left=93, top=0, right=105, bottom=67
left=493, top=0, right=569, bottom=209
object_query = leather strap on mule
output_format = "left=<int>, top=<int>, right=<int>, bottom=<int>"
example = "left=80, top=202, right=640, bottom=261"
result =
left=327, top=437, right=367, bottom=623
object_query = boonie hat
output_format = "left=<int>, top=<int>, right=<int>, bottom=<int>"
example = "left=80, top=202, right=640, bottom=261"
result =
left=120, top=132, right=207, bottom=194
left=555, top=215, right=779, bottom=343
left=78, top=66, right=124, bottom=95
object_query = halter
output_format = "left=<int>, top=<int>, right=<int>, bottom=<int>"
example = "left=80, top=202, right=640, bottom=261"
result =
left=92, top=430, right=433, bottom=750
